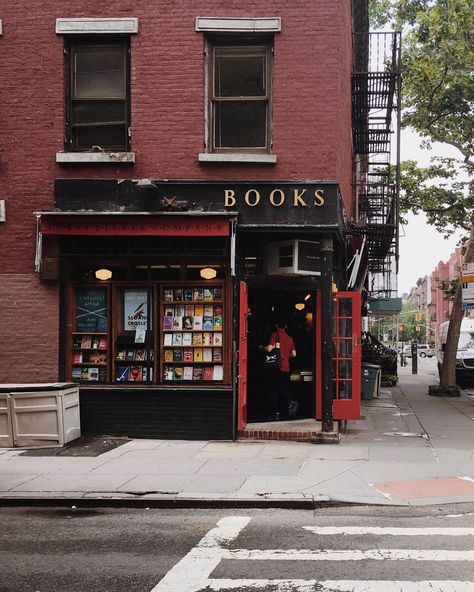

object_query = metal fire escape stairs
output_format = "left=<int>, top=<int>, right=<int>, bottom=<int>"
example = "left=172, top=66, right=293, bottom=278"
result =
left=351, top=31, right=401, bottom=300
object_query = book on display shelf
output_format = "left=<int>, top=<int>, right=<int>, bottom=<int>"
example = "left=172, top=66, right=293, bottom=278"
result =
left=184, top=289, right=193, bottom=301
left=163, top=315, right=173, bottom=331
left=213, top=365, right=224, bottom=381
left=202, top=316, right=213, bottom=330
left=81, top=336, right=92, bottom=348
left=183, top=348, right=193, bottom=362
left=163, top=289, right=173, bottom=302
left=193, top=288, right=203, bottom=301
left=173, top=288, right=183, bottom=301
left=203, top=366, right=214, bottom=381
left=203, top=348, right=212, bottom=362
left=91, top=338, right=100, bottom=349
left=174, top=367, right=184, bottom=381
left=193, top=316, right=203, bottom=330
left=212, top=333, right=222, bottom=346
left=163, top=333, right=172, bottom=346
left=182, top=332, right=192, bottom=346
left=164, top=366, right=174, bottom=381
left=73, top=335, right=82, bottom=348
left=203, top=288, right=213, bottom=301
left=172, top=316, right=182, bottom=331
left=192, top=333, right=202, bottom=346
left=164, top=349, right=174, bottom=362
left=183, top=366, right=193, bottom=381
left=213, top=288, right=222, bottom=300
left=182, top=316, right=193, bottom=330
left=194, top=304, right=204, bottom=317
left=129, top=366, right=143, bottom=382
left=172, top=333, right=183, bottom=346
left=173, top=348, right=183, bottom=362
left=98, top=337, right=107, bottom=349
left=135, top=349, right=146, bottom=361
left=193, top=348, right=203, bottom=362
left=212, top=348, right=223, bottom=362
left=185, top=304, right=194, bottom=316
left=213, top=316, right=223, bottom=330
left=116, top=366, right=129, bottom=381
left=203, top=332, right=212, bottom=346
left=73, top=352, right=83, bottom=363
left=192, top=367, right=203, bottom=381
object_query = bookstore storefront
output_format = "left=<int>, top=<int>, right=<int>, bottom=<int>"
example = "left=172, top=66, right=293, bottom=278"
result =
left=37, top=179, right=361, bottom=439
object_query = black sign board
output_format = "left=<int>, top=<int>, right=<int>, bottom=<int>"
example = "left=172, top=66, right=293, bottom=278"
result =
left=75, top=287, right=108, bottom=332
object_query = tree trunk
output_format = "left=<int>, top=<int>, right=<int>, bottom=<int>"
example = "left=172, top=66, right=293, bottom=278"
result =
left=439, top=223, right=474, bottom=388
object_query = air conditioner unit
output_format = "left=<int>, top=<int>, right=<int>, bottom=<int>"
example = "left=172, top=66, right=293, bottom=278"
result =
left=266, top=240, right=321, bottom=276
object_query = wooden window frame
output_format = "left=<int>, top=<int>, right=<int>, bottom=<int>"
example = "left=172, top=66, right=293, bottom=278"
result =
left=207, top=38, right=273, bottom=154
left=65, top=36, right=131, bottom=152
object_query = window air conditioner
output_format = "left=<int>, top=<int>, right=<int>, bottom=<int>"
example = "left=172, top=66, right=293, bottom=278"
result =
left=266, top=240, right=321, bottom=276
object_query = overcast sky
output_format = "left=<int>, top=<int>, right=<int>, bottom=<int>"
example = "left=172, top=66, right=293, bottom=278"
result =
left=397, top=128, right=465, bottom=296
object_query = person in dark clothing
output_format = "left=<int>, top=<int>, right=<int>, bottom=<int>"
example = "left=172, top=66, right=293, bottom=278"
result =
left=260, top=319, right=298, bottom=421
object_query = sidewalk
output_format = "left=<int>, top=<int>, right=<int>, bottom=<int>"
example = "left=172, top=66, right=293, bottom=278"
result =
left=1, top=366, right=474, bottom=507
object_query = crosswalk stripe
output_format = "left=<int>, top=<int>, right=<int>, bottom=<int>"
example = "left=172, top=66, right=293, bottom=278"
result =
left=303, top=526, right=474, bottom=536
left=221, top=548, right=474, bottom=561
left=207, top=580, right=474, bottom=592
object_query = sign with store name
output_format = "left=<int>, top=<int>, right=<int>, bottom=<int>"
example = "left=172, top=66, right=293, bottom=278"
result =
left=75, top=287, right=107, bottom=332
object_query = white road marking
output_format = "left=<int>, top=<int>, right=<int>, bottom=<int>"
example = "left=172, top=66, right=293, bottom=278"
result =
left=304, top=526, right=474, bottom=536
left=221, top=547, right=474, bottom=561
left=150, top=517, right=474, bottom=592
left=150, top=516, right=250, bottom=592
left=207, top=580, right=474, bottom=592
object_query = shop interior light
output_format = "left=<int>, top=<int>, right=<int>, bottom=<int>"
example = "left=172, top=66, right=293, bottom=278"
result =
left=200, top=267, right=217, bottom=280
left=304, top=293, right=311, bottom=301
left=95, top=268, right=112, bottom=281
left=295, top=302, right=305, bottom=311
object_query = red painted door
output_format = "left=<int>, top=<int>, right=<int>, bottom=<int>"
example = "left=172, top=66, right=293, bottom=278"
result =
left=332, top=291, right=362, bottom=420
left=237, top=281, right=248, bottom=431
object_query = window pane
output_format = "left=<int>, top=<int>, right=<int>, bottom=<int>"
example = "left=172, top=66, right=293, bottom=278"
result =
left=338, top=360, right=352, bottom=379
left=74, top=45, right=125, bottom=99
left=214, top=101, right=266, bottom=148
left=339, top=298, right=353, bottom=317
left=339, top=318, right=352, bottom=337
left=74, top=124, right=127, bottom=150
left=72, top=101, right=126, bottom=125
left=215, top=53, right=266, bottom=97
left=338, top=339, right=352, bottom=357
left=338, top=381, right=352, bottom=400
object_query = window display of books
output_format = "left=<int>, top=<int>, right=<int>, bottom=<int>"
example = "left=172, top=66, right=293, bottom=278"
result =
left=161, top=285, right=224, bottom=382
left=71, top=332, right=108, bottom=382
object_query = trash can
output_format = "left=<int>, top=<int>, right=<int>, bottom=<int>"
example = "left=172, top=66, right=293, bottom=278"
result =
left=362, top=363, right=381, bottom=400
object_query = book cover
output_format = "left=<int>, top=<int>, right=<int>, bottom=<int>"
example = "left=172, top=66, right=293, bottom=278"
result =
left=80, top=367, right=89, bottom=381
left=116, top=366, right=129, bottom=382
left=212, top=347, right=223, bottom=362
left=182, top=316, right=193, bottom=330
left=213, top=316, right=223, bottom=330
left=73, top=352, right=83, bottom=363
left=134, top=328, right=146, bottom=344
left=203, top=332, right=212, bottom=346
left=204, top=304, right=213, bottom=317
left=203, top=366, right=214, bottom=381
left=213, top=304, right=223, bottom=316
left=129, top=366, right=142, bottom=382
left=72, top=367, right=82, bottom=380
left=91, top=338, right=100, bottom=349
left=98, top=337, right=107, bottom=349
left=192, top=332, right=203, bottom=346
left=193, top=348, right=203, bottom=362
left=173, top=348, right=183, bottom=362
left=163, top=333, right=172, bottom=346
left=163, top=288, right=173, bottom=302
left=135, top=349, right=146, bottom=361
left=182, top=332, right=192, bottom=346
left=176, top=304, right=185, bottom=317
left=81, top=336, right=92, bottom=348
left=150, top=350, right=155, bottom=361
left=172, top=316, right=182, bottom=331
left=213, top=288, right=223, bottom=300
left=183, top=348, right=193, bottom=362
left=126, top=349, right=135, bottom=361
left=194, top=304, right=204, bottom=317
left=203, top=288, right=213, bottom=302
left=73, top=336, right=82, bottom=348
left=212, top=333, right=223, bottom=346
left=164, top=305, right=174, bottom=317
left=183, top=366, right=193, bottom=381
left=172, top=332, right=183, bottom=346
left=89, top=367, right=99, bottom=381
left=213, top=365, right=224, bottom=381
left=116, top=349, right=126, bottom=361
left=164, top=349, right=174, bottom=362
left=98, top=367, right=107, bottom=382
left=82, top=351, right=91, bottom=363
left=142, top=367, right=153, bottom=382
left=173, top=288, right=183, bottom=301
left=164, top=366, right=174, bottom=381
left=192, top=367, right=203, bottom=381
left=174, top=367, right=184, bottom=381
left=202, top=316, right=213, bottom=330
left=89, top=352, right=103, bottom=364
left=185, top=304, right=194, bottom=316
left=183, top=289, right=193, bottom=301
left=193, top=316, right=203, bottom=331
left=193, top=288, right=203, bottom=301
left=203, top=347, right=212, bottom=362
left=163, top=315, right=173, bottom=330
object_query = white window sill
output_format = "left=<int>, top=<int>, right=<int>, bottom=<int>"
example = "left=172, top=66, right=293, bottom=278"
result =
left=56, top=152, right=135, bottom=164
left=198, top=153, right=277, bottom=164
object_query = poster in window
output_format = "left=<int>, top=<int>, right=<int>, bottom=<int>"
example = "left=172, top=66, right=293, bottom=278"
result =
left=124, top=289, right=151, bottom=331
left=75, top=287, right=108, bottom=332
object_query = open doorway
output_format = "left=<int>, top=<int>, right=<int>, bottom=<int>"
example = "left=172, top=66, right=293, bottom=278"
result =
left=246, top=287, right=316, bottom=422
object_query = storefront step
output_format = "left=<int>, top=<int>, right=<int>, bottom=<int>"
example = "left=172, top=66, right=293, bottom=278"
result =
left=238, top=419, right=339, bottom=444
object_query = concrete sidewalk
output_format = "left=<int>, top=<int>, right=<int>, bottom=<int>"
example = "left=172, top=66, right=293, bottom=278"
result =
left=1, top=365, right=474, bottom=507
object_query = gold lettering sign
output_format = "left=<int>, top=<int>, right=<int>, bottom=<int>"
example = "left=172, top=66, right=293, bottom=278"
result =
left=223, top=187, right=326, bottom=208
left=244, top=189, right=261, bottom=207
left=269, top=189, right=285, bottom=207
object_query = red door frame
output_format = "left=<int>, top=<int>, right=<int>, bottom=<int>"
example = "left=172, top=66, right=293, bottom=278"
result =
left=237, top=281, right=248, bottom=431
left=316, top=291, right=361, bottom=420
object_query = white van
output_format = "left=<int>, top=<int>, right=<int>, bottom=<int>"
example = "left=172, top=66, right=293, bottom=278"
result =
left=437, top=318, right=474, bottom=384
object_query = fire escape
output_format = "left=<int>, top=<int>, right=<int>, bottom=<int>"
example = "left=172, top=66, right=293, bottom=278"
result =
left=352, top=31, right=401, bottom=299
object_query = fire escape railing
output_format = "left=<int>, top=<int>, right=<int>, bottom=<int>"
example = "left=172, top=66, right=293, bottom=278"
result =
left=352, top=31, right=401, bottom=298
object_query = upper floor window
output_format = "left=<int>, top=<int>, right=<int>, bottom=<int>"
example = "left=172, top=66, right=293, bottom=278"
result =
left=66, top=38, right=130, bottom=152
left=208, top=40, right=272, bottom=153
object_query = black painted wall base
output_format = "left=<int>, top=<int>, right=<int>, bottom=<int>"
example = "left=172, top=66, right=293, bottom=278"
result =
left=79, top=388, right=234, bottom=440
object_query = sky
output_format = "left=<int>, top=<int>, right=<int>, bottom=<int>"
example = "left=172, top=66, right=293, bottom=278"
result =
left=396, top=128, right=465, bottom=296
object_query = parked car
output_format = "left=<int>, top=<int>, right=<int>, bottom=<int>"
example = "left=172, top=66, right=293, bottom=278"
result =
left=437, top=319, right=474, bottom=385
left=402, top=344, right=435, bottom=358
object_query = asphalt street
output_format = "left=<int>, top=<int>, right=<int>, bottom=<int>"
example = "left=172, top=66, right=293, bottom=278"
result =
left=2, top=505, right=474, bottom=591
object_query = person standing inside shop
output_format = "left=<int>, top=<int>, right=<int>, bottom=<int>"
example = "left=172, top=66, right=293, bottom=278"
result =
left=261, top=318, right=298, bottom=421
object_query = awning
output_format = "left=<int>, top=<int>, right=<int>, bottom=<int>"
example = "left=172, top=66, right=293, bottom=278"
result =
left=36, top=211, right=234, bottom=237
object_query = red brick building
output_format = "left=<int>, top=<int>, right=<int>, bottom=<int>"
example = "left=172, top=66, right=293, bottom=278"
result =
left=0, top=2, right=400, bottom=439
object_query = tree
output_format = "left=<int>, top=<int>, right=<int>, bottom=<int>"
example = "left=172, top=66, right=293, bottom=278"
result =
left=370, top=0, right=474, bottom=389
